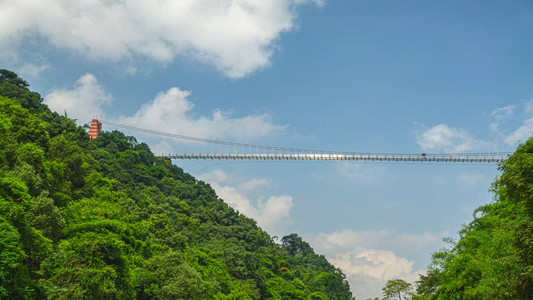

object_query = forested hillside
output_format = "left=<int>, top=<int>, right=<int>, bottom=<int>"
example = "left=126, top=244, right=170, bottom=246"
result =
left=0, top=69, right=354, bottom=300
left=414, top=136, right=533, bottom=298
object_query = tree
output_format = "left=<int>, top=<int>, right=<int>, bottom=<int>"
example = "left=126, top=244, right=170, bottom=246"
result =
left=281, top=233, right=313, bottom=257
left=382, top=279, right=413, bottom=300
left=0, top=69, right=44, bottom=113
left=415, top=269, right=441, bottom=298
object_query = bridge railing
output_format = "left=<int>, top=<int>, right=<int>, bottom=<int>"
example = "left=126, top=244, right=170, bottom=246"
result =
left=154, top=153, right=510, bottom=163
left=96, top=119, right=512, bottom=164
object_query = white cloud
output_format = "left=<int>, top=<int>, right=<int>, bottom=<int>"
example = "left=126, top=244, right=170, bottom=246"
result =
left=491, top=100, right=533, bottom=146
left=239, top=178, right=269, bottom=192
left=199, top=168, right=233, bottom=184
left=117, top=86, right=287, bottom=141
left=45, top=74, right=113, bottom=120
left=198, top=169, right=293, bottom=235
left=491, top=105, right=515, bottom=119
left=331, top=249, right=423, bottom=281
left=308, top=228, right=443, bottom=255
left=416, top=124, right=484, bottom=153
left=490, top=105, right=514, bottom=132
left=525, top=99, right=533, bottom=116
left=18, top=63, right=50, bottom=77
left=151, top=140, right=173, bottom=156
left=416, top=100, right=533, bottom=153
left=0, top=0, right=321, bottom=78
left=331, top=249, right=424, bottom=299
left=306, top=228, right=443, bottom=299
left=45, top=74, right=286, bottom=141
left=329, top=249, right=426, bottom=299
left=504, top=116, right=533, bottom=146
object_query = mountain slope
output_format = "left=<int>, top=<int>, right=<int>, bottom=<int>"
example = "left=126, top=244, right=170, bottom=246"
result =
left=0, top=69, right=354, bottom=300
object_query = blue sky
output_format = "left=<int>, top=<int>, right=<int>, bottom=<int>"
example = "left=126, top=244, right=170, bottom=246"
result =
left=2, top=0, right=532, bottom=298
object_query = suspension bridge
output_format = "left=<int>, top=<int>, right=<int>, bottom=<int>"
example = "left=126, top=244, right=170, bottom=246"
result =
left=89, top=119, right=512, bottom=163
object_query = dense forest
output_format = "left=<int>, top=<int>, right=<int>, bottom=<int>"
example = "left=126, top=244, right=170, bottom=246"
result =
left=410, top=135, right=533, bottom=299
left=0, top=69, right=354, bottom=299
left=374, top=114, right=533, bottom=299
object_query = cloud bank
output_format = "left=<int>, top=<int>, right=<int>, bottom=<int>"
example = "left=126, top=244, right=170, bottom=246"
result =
left=416, top=100, right=533, bottom=153
left=198, top=169, right=294, bottom=236
left=45, top=74, right=286, bottom=141
left=117, top=87, right=286, bottom=141
left=306, top=228, right=443, bottom=299
left=504, top=116, right=533, bottom=146
left=45, top=74, right=113, bottom=120
left=0, top=0, right=321, bottom=78
left=415, top=124, right=484, bottom=153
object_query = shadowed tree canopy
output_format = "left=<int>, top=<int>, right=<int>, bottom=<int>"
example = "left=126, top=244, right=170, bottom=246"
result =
left=0, top=69, right=44, bottom=113
left=281, top=233, right=313, bottom=257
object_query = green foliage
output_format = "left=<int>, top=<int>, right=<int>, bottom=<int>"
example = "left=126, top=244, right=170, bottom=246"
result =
left=382, top=279, right=412, bottom=300
left=0, top=70, right=354, bottom=299
left=0, top=216, right=30, bottom=299
left=0, top=69, right=44, bottom=114
left=27, top=191, right=65, bottom=241
left=416, top=138, right=533, bottom=299
left=282, top=233, right=313, bottom=257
